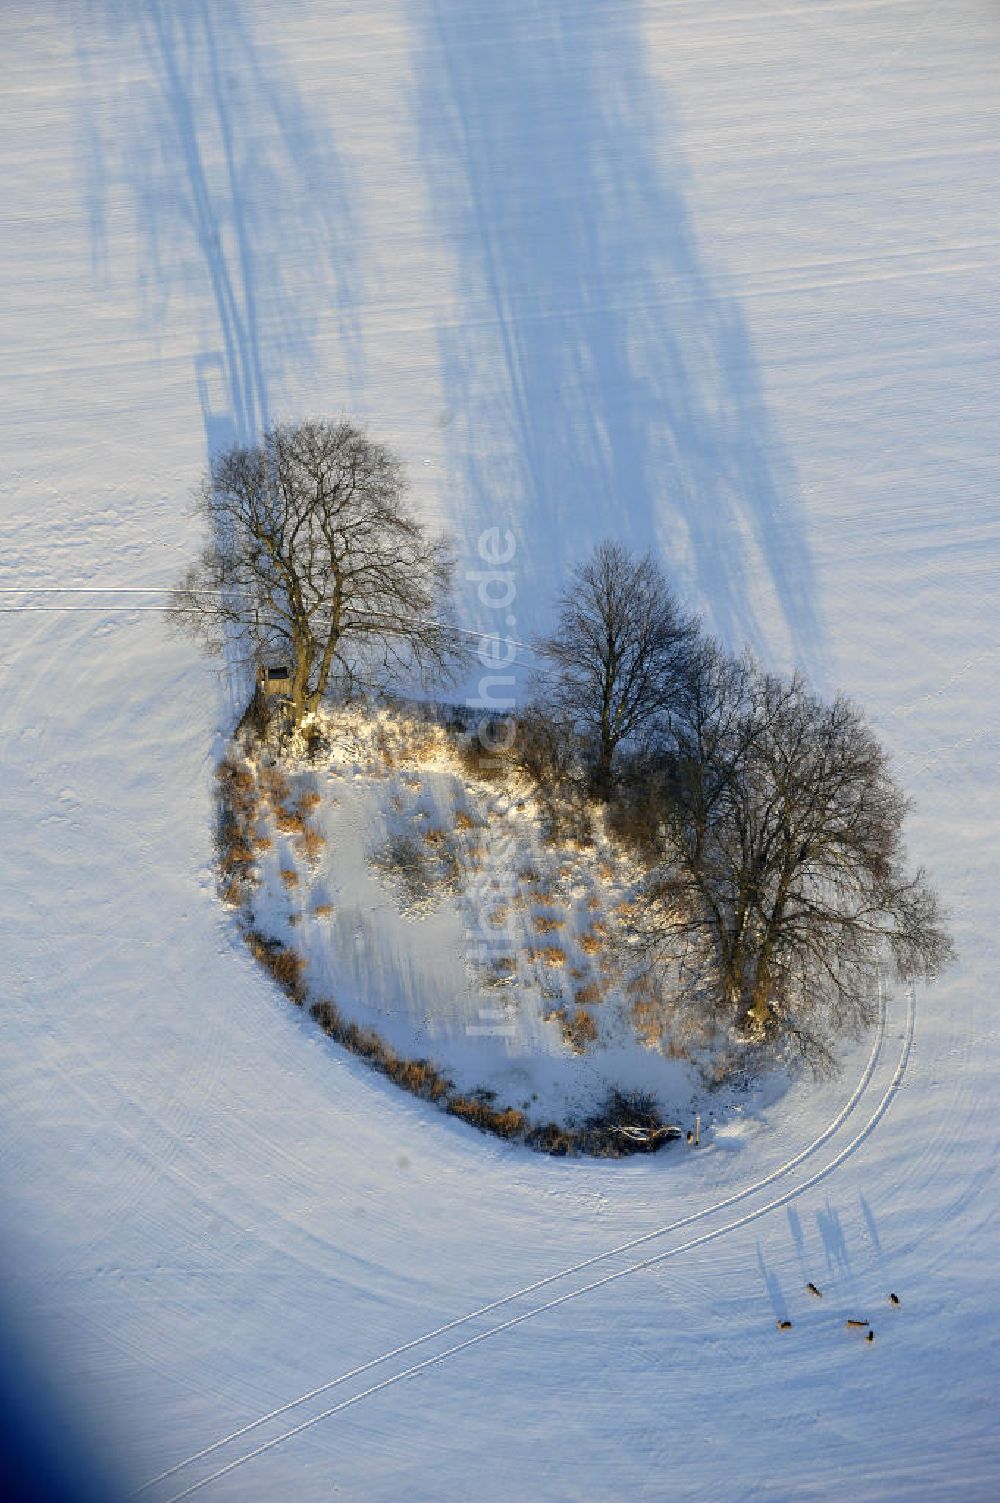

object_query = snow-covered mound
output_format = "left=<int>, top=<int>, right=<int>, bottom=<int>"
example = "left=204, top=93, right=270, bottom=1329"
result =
left=228, top=705, right=781, bottom=1136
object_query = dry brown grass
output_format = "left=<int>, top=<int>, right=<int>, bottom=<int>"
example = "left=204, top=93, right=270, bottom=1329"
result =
left=423, top=828, right=446, bottom=846
left=252, top=834, right=272, bottom=852
left=219, top=838, right=255, bottom=873
left=446, top=1095, right=526, bottom=1138
left=275, top=808, right=307, bottom=836
left=573, top=982, right=604, bottom=1006
left=629, top=974, right=667, bottom=1049
left=585, top=894, right=601, bottom=911
left=545, top=1007, right=598, bottom=1053
left=259, top=767, right=291, bottom=807
left=533, top=914, right=565, bottom=934
left=518, top=863, right=541, bottom=884
left=454, top=808, right=480, bottom=832
left=280, top=867, right=299, bottom=889
left=491, top=956, right=516, bottom=976
left=537, top=945, right=567, bottom=968
left=313, top=902, right=335, bottom=918
left=488, top=905, right=510, bottom=927
left=597, top=861, right=615, bottom=883
left=567, top=1008, right=599, bottom=1048
left=245, top=932, right=306, bottom=1003
left=295, top=827, right=326, bottom=862
left=296, top=790, right=322, bottom=814
left=579, top=930, right=603, bottom=955
left=309, top=1000, right=452, bottom=1102
left=217, top=756, right=255, bottom=795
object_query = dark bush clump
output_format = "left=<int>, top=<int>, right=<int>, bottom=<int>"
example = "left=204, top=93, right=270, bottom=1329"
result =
left=576, top=1088, right=673, bottom=1157
left=525, top=1122, right=576, bottom=1156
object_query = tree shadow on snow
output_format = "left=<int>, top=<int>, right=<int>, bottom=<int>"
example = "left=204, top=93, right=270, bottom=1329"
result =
left=74, top=0, right=364, bottom=455
left=415, top=0, right=823, bottom=669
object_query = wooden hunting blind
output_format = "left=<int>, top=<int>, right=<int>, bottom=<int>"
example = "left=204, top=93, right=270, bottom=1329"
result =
left=259, top=664, right=292, bottom=696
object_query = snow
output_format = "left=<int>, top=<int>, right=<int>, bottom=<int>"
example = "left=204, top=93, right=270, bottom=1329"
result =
left=1, top=1, right=998, bottom=1499
left=236, top=704, right=737, bottom=1128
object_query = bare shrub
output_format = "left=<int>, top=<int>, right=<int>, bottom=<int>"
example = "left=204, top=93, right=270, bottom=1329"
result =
left=574, top=982, right=604, bottom=1005
left=219, top=838, right=255, bottom=874
left=533, top=914, right=565, bottom=934
left=577, top=1089, right=674, bottom=1157
left=459, top=725, right=519, bottom=783
left=276, top=808, right=307, bottom=836
left=280, top=867, right=299, bottom=889
left=370, top=832, right=432, bottom=909
left=545, top=1007, right=598, bottom=1053
left=259, top=767, right=291, bottom=808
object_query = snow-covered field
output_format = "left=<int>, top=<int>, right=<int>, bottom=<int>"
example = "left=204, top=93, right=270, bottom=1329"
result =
left=1, top=2, right=998, bottom=1498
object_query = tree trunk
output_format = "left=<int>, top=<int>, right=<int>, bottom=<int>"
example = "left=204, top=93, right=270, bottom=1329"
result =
left=593, top=739, right=615, bottom=801
left=290, top=635, right=311, bottom=728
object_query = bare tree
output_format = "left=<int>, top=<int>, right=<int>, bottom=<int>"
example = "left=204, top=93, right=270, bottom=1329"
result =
left=170, top=420, right=459, bottom=726
left=535, top=541, right=698, bottom=799
left=629, top=647, right=953, bottom=1070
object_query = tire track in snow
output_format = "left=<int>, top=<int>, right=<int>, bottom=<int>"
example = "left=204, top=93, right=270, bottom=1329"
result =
left=140, top=971, right=895, bottom=1498
left=158, top=985, right=915, bottom=1502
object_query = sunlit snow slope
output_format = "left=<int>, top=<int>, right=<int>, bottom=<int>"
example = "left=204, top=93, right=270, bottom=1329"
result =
left=1, top=2, right=998, bottom=1499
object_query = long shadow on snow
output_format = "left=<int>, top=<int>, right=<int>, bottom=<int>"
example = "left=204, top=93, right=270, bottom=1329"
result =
left=75, top=0, right=364, bottom=456
left=415, top=0, right=822, bottom=668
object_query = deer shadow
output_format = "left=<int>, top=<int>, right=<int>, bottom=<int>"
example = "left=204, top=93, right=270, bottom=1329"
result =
left=757, top=1243, right=790, bottom=1325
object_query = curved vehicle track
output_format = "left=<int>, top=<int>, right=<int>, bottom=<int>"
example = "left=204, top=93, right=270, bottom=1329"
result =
left=145, top=977, right=913, bottom=1501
